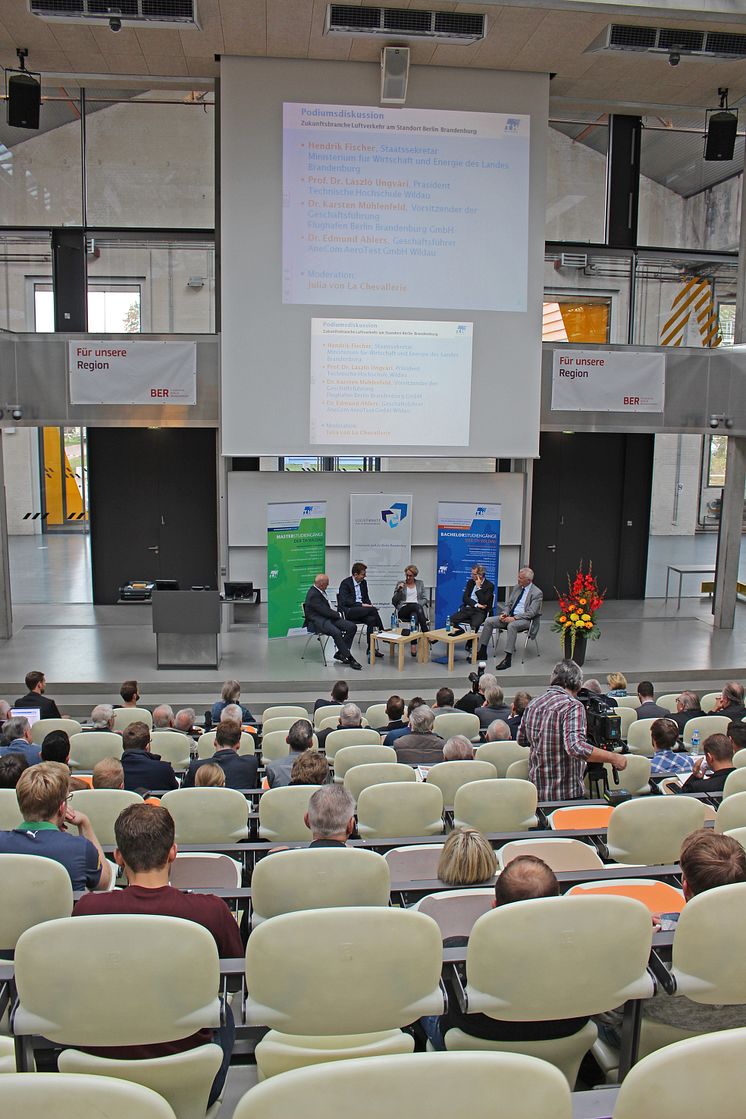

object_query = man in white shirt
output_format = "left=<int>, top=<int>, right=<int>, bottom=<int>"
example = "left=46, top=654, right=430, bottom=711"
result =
left=477, top=567, right=543, bottom=671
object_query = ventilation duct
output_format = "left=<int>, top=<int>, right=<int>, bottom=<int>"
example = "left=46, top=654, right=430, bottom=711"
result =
left=28, top=0, right=199, bottom=29
left=325, top=5, right=486, bottom=44
left=586, top=23, right=746, bottom=61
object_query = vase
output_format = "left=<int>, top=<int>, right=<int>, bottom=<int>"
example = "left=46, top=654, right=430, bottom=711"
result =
left=563, top=632, right=587, bottom=666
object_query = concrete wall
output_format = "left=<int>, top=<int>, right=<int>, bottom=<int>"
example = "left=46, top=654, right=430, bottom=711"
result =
left=2, top=428, right=41, bottom=535
left=649, top=434, right=702, bottom=536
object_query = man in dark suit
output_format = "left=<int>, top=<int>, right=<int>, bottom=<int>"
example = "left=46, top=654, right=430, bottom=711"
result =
left=713, top=682, right=746, bottom=723
left=337, top=563, right=384, bottom=658
left=120, top=721, right=178, bottom=794
left=669, top=691, right=705, bottom=736
left=181, top=720, right=258, bottom=789
left=14, top=670, right=61, bottom=720
left=304, top=574, right=361, bottom=670
left=636, top=681, right=671, bottom=720
left=449, top=565, right=495, bottom=636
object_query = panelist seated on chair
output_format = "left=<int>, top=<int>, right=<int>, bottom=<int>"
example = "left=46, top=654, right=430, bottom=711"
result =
left=449, top=565, right=495, bottom=636
left=392, top=565, right=430, bottom=632
left=304, top=574, right=361, bottom=670
left=338, top=563, right=384, bottom=659
left=181, top=720, right=259, bottom=790
left=477, top=567, right=543, bottom=672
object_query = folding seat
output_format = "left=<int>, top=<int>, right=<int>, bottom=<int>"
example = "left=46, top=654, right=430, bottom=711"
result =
left=432, top=712, right=480, bottom=741
left=332, top=744, right=396, bottom=781
left=197, top=729, right=256, bottom=758
left=111, top=708, right=153, bottom=732
left=626, top=718, right=657, bottom=757
left=323, top=728, right=380, bottom=759
left=343, top=762, right=415, bottom=802
left=250, top=846, right=389, bottom=925
left=505, top=758, right=529, bottom=780
left=0, top=853, right=73, bottom=953
left=497, top=837, right=603, bottom=872
left=30, top=717, right=82, bottom=744
left=0, top=789, right=22, bottom=830
left=0, top=1073, right=177, bottom=1119
left=68, top=789, right=143, bottom=844
left=261, top=729, right=318, bottom=763
left=453, top=779, right=537, bottom=833
left=364, top=703, right=389, bottom=729
left=356, top=782, right=444, bottom=839
left=150, top=731, right=193, bottom=770
left=474, top=742, right=529, bottom=778
left=160, top=787, right=249, bottom=843
left=69, top=731, right=123, bottom=770
left=258, top=785, right=316, bottom=842
left=413, top=889, right=495, bottom=939
left=169, top=852, right=242, bottom=890
left=383, top=844, right=444, bottom=881
left=262, top=705, right=309, bottom=721
left=426, top=760, right=497, bottom=805
left=682, top=715, right=730, bottom=748
left=606, top=796, right=706, bottom=864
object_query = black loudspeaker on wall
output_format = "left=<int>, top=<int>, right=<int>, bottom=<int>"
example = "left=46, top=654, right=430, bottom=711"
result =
left=704, top=110, right=737, bottom=162
left=7, top=71, right=41, bottom=130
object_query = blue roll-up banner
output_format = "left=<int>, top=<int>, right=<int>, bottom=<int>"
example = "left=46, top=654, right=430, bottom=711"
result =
left=435, top=502, right=501, bottom=629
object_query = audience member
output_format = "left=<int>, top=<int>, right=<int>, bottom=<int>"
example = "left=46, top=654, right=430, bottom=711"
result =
left=442, top=735, right=475, bottom=761
left=606, top=672, right=628, bottom=697
left=456, top=673, right=498, bottom=716
left=152, top=704, right=175, bottom=729
left=174, top=708, right=200, bottom=739
left=304, top=784, right=356, bottom=847
left=90, top=703, right=115, bottom=730
left=393, top=705, right=444, bottom=766
left=316, top=702, right=363, bottom=750
left=433, top=687, right=457, bottom=714
left=0, top=716, right=41, bottom=765
left=728, top=721, right=746, bottom=756
left=519, top=660, right=626, bottom=800
left=290, top=751, right=330, bottom=785
left=182, top=720, right=258, bottom=789
left=649, top=718, right=694, bottom=783
left=211, top=680, right=255, bottom=725
left=437, top=827, right=497, bottom=886
left=40, top=730, right=70, bottom=765
left=0, top=761, right=111, bottom=890
left=583, top=679, right=617, bottom=708
left=636, top=681, right=670, bottom=719
left=265, top=719, right=314, bottom=788
left=476, top=683, right=511, bottom=729
left=119, top=680, right=140, bottom=707
left=14, top=670, right=61, bottom=720
left=313, top=680, right=348, bottom=714
left=73, top=803, right=242, bottom=1105
left=668, top=691, right=705, bottom=735
left=674, top=733, right=736, bottom=795
left=507, top=691, right=532, bottom=739
left=0, top=753, right=29, bottom=788
left=383, top=697, right=426, bottom=745
left=194, top=763, right=225, bottom=788
left=120, top=721, right=178, bottom=794
left=713, top=682, right=746, bottom=722
left=92, top=757, right=124, bottom=789
left=0, top=700, right=10, bottom=724
left=484, top=719, right=512, bottom=742
left=379, top=695, right=407, bottom=735
left=220, top=703, right=244, bottom=725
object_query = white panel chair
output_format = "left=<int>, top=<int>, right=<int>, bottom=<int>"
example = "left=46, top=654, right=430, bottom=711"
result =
left=365, top=703, right=389, bottom=729
left=111, top=707, right=153, bottom=732
left=505, top=758, right=529, bottom=781
left=0, top=789, right=23, bottom=830
left=626, top=718, right=658, bottom=757
left=68, top=789, right=143, bottom=845
left=263, top=716, right=306, bottom=735
left=384, top=844, right=445, bottom=882
left=29, top=717, right=82, bottom=745
left=497, top=838, right=603, bottom=872
left=258, top=785, right=316, bottom=842
left=324, top=727, right=381, bottom=759
left=150, top=730, right=193, bottom=770
left=0, top=1074, right=178, bottom=1119
left=683, top=715, right=730, bottom=748
left=196, top=729, right=256, bottom=758
left=432, top=712, right=481, bottom=742
left=357, top=782, right=444, bottom=839
left=616, top=707, right=637, bottom=740
left=170, top=852, right=242, bottom=890
left=343, top=762, right=415, bottom=803
left=724, top=826, right=746, bottom=852
left=474, top=742, right=529, bottom=779
left=453, top=779, right=538, bottom=833
left=598, top=754, right=652, bottom=797
left=0, top=853, right=74, bottom=953
left=262, top=705, right=309, bottom=721
left=413, top=889, right=495, bottom=940
left=654, top=694, right=679, bottom=713
left=68, top=731, right=123, bottom=770
left=606, top=796, right=706, bottom=864
left=160, top=787, right=249, bottom=843
left=261, top=729, right=319, bottom=764
left=700, top=692, right=722, bottom=714
left=231, top=1051, right=573, bottom=1119
left=668, top=882, right=746, bottom=1005
left=333, top=744, right=396, bottom=781
left=314, top=704, right=342, bottom=729
left=733, top=749, right=746, bottom=769
left=426, top=760, right=497, bottom=804
left=244, top=907, right=444, bottom=1078
left=722, top=768, right=746, bottom=799
left=714, top=791, right=746, bottom=834
left=250, top=847, right=390, bottom=925
left=320, top=715, right=371, bottom=731
left=613, top=696, right=640, bottom=711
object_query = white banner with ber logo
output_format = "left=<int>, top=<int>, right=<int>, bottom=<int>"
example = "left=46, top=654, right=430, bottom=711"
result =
left=69, top=340, right=196, bottom=405
left=552, top=350, right=665, bottom=413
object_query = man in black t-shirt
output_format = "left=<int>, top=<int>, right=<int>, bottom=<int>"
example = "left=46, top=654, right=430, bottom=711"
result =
left=675, top=733, right=736, bottom=795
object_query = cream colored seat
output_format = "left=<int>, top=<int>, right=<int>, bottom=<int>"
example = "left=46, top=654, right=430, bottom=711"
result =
left=68, top=789, right=143, bottom=845
left=364, top=703, right=389, bottom=729
left=357, top=782, right=444, bottom=839
left=319, top=716, right=371, bottom=732
left=668, top=882, right=746, bottom=1005
left=606, top=796, right=706, bottom=864
left=314, top=704, right=341, bottom=729
left=626, top=718, right=658, bottom=757
left=426, top=760, right=497, bottom=804
left=700, top=692, right=722, bottom=714
left=333, top=744, right=396, bottom=781
left=244, top=906, right=444, bottom=1078
left=0, top=789, right=22, bottom=830
left=613, top=696, right=640, bottom=710
left=683, top=715, right=730, bottom=748
left=231, top=1051, right=572, bottom=1119
left=0, top=853, right=74, bottom=952
left=599, top=754, right=652, bottom=796
left=68, top=731, right=123, bottom=770
left=384, top=844, right=445, bottom=881
left=160, top=787, right=249, bottom=843
left=0, top=1074, right=177, bottom=1119
left=722, top=769, right=746, bottom=798
left=111, top=707, right=153, bottom=732
left=344, top=762, right=415, bottom=802
left=453, top=779, right=538, bottom=833
left=656, top=694, right=679, bottom=713
left=733, top=749, right=746, bottom=769
left=497, top=838, right=603, bottom=872
left=474, top=742, right=529, bottom=778
left=505, top=758, right=529, bottom=780
left=432, top=712, right=481, bottom=741
left=616, top=708, right=637, bottom=739
left=170, top=852, right=242, bottom=889
left=261, top=716, right=304, bottom=735
left=413, top=889, right=495, bottom=939
left=30, top=717, right=82, bottom=744
left=196, top=729, right=256, bottom=758
left=258, top=785, right=316, bottom=842
left=261, top=729, right=319, bottom=763
left=262, top=705, right=309, bottom=721
left=324, top=728, right=381, bottom=759
left=250, top=847, right=390, bottom=925
left=714, top=791, right=746, bottom=833
left=14, top=914, right=222, bottom=1119
left=445, top=894, right=654, bottom=1086
left=724, top=826, right=746, bottom=852
left=150, top=731, right=193, bottom=770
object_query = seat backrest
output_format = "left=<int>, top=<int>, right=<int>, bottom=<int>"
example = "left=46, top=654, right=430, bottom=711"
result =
left=262, top=705, right=309, bottom=721
left=613, top=696, right=641, bottom=710
left=325, top=727, right=381, bottom=758
left=700, top=692, right=722, bottom=714
left=344, top=762, right=416, bottom=802
left=160, top=787, right=249, bottom=842
left=722, top=768, right=746, bottom=799
left=616, top=707, right=637, bottom=739
left=426, top=760, right=497, bottom=804
left=13, top=914, right=220, bottom=1046
left=333, top=744, right=397, bottom=780
left=68, top=731, right=123, bottom=770
left=600, top=754, right=652, bottom=796
left=30, top=717, right=82, bottom=745
left=626, top=718, right=658, bottom=757
left=566, top=878, right=684, bottom=916
left=261, top=729, right=319, bottom=763
left=169, top=852, right=242, bottom=889
left=683, top=715, right=730, bottom=747
left=474, top=741, right=529, bottom=778
left=714, top=791, right=746, bottom=833
left=357, top=782, right=444, bottom=839
left=262, top=716, right=304, bottom=735
left=150, top=730, right=193, bottom=769
left=68, top=789, right=143, bottom=844
left=196, top=729, right=256, bottom=758
left=0, top=788, right=23, bottom=830
left=0, top=1073, right=178, bottom=1119
left=0, top=853, right=74, bottom=951
left=453, top=778, right=538, bottom=832
left=724, top=826, right=746, bottom=853
left=527, top=613, right=541, bottom=639
left=244, top=907, right=443, bottom=1035
left=258, top=784, right=316, bottom=842
left=656, top=694, right=679, bottom=713
left=111, top=707, right=153, bottom=732
left=432, top=712, right=481, bottom=741
left=671, top=883, right=746, bottom=1004
left=314, top=704, right=341, bottom=729
left=734, top=749, right=746, bottom=769
left=414, top=889, right=495, bottom=940
left=498, top=838, right=603, bottom=872
left=365, top=703, right=389, bottom=729
left=607, top=796, right=706, bottom=863
left=505, top=758, right=530, bottom=781
left=384, top=844, right=445, bottom=881
left=251, top=847, right=390, bottom=921
left=549, top=804, right=613, bottom=831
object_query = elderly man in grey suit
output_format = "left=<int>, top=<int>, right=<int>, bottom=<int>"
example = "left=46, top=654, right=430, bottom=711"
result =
left=477, top=567, right=543, bottom=671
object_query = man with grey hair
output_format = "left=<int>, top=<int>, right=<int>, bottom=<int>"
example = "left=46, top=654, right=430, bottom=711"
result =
left=394, top=705, right=445, bottom=767
left=518, top=660, right=626, bottom=800
left=0, top=700, right=11, bottom=724
left=0, top=716, right=41, bottom=765
left=583, top=679, right=617, bottom=709
left=316, top=702, right=363, bottom=750
left=174, top=708, right=200, bottom=739
left=304, top=784, right=356, bottom=847
left=152, top=704, right=175, bottom=729
left=443, top=735, right=474, bottom=761
left=476, top=683, right=511, bottom=729
left=669, top=691, right=705, bottom=736
left=456, top=672, right=498, bottom=716
left=266, top=718, right=314, bottom=788
left=90, top=704, right=115, bottom=731
left=485, top=720, right=512, bottom=742
left=220, top=703, right=244, bottom=724
left=477, top=567, right=544, bottom=672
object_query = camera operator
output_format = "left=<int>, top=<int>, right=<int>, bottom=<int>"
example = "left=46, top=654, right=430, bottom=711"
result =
left=455, top=666, right=493, bottom=715
left=518, top=660, right=627, bottom=800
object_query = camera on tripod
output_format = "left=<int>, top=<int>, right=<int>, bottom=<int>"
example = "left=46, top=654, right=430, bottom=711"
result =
left=467, top=662, right=487, bottom=694
left=577, top=688, right=623, bottom=750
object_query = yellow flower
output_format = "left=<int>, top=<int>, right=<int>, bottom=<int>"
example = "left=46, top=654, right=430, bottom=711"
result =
left=581, top=613, right=590, bottom=621
left=570, top=613, right=578, bottom=622
left=575, top=620, right=584, bottom=628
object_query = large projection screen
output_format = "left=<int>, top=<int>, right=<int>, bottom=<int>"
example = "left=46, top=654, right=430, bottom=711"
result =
left=220, top=58, right=548, bottom=458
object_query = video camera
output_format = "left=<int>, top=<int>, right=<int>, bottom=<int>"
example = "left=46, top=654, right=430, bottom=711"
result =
left=467, top=661, right=488, bottom=694
left=577, top=688, right=623, bottom=750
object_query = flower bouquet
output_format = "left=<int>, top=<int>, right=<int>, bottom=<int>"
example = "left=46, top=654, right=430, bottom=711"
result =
left=551, top=562, right=605, bottom=661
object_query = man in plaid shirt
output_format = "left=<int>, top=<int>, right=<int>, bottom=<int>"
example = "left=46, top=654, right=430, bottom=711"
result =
left=519, top=660, right=627, bottom=800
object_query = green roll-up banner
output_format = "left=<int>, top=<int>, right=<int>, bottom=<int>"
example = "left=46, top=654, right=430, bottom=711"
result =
left=267, top=501, right=326, bottom=638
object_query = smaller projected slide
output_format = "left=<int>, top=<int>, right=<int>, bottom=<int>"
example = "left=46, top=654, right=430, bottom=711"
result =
left=283, top=103, right=529, bottom=312
left=310, top=318, right=473, bottom=447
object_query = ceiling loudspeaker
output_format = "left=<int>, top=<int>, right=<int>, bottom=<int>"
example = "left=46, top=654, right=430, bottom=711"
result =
left=7, top=70, right=41, bottom=129
left=704, top=110, right=738, bottom=162
left=380, top=46, right=410, bottom=106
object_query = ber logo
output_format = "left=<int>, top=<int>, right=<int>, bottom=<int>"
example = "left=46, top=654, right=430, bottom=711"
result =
left=381, top=502, right=408, bottom=529
left=150, top=388, right=170, bottom=397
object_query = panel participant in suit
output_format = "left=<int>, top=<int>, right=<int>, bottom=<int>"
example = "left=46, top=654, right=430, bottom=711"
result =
left=337, top=562, right=384, bottom=659
left=304, top=574, right=361, bottom=670
left=477, top=567, right=543, bottom=671
left=448, top=565, right=495, bottom=636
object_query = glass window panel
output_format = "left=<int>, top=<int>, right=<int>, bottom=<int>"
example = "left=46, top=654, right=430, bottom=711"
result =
left=0, top=97, right=83, bottom=225
left=546, top=121, right=608, bottom=243
left=544, top=249, right=631, bottom=345
left=632, top=255, right=738, bottom=347
left=0, top=232, right=53, bottom=332
left=708, top=435, right=727, bottom=488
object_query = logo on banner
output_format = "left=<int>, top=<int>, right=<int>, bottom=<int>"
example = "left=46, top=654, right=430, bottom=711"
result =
left=475, top=506, right=487, bottom=516
left=505, top=118, right=520, bottom=133
left=381, top=502, right=408, bottom=528
left=303, top=505, right=313, bottom=515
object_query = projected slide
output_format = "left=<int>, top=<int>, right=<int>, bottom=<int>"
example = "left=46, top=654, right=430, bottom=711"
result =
left=309, top=318, right=473, bottom=446
left=283, top=103, right=529, bottom=313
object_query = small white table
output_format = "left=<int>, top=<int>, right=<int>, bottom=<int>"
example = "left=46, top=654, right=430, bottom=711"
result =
left=664, top=564, right=715, bottom=610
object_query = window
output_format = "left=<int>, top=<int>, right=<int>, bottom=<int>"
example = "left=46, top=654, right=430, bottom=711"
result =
left=279, top=456, right=380, bottom=471
left=707, top=435, right=728, bottom=488
left=34, top=284, right=141, bottom=333
left=717, top=302, right=736, bottom=347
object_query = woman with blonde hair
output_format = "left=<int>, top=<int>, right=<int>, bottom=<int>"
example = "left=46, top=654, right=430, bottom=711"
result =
left=194, top=762, right=226, bottom=787
left=437, top=826, right=497, bottom=886
left=606, top=672, right=628, bottom=697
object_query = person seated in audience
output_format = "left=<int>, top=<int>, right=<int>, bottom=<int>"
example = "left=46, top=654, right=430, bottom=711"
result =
left=636, top=681, right=670, bottom=719
left=393, top=705, right=445, bottom=767
left=484, top=719, right=512, bottom=742
left=90, top=703, right=115, bottom=731
left=316, top=702, right=364, bottom=750
left=583, top=679, right=617, bottom=708
left=728, top=721, right=746, bottom=757
left=713, top=681, right=746, bottom=721
left=379, top=694, right=407, bottom=735
left=433, top=687, right=457, bottom=715
left=668, top=691, right=705, bottom=736
left=211, top=679, right=255, bottom=726
left=120, top=721, right=178, bottom=795
left=152, top=704, right=175, bottom=729
left=119, top=680, right=141, bottom=708
left=437, top=826, right=497, bottom=886
left=265, top=719, right=314, bottom=788
left=0, top=716, right=41, bottom=766
left=606, top=672, right=628, bottom=698
left=73, top=803, right=242, bottom=1106
left=649, top=718, right=695, bottom=784
left=0, top=761, right=111, bottom=891
left=456, top=672, right=498, bottom=716
left=0, top=700, right=10, bottom=726
left=174, top=707, right=200, bottom=740
left=182, top=720, right=258, bottom=790
left=41, top=730, right=71, bottom=765
left=304, top=784, right=356, bottom=847
left=313, top=680, right=348, bottom=714
left=14, top=670, right=62, bottom=720
left=290, top=751, right=330, bottom=785
left=507, top=691, right=532, bottom=739
left=476, top=683, right=512, bottom=730
left=383, top=697, right=426, bottom=745
left=92, top=757, right=125, bottom=789
left=442, top=735, right=475, bottom=761
left=0, top=753, right=29, bottom=788
left=194, top=762, right=225, bottom=787
left=674, top=733, right=736, bottom=795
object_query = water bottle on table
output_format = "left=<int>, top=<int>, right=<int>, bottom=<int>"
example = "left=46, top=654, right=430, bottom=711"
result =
left=691, top=728, right=700, bottom=751
left=390, top=610, right=397, bottom=631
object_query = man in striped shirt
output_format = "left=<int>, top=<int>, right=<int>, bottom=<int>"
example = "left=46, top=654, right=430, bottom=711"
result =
left=519, top=660, right=627, bottom=800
